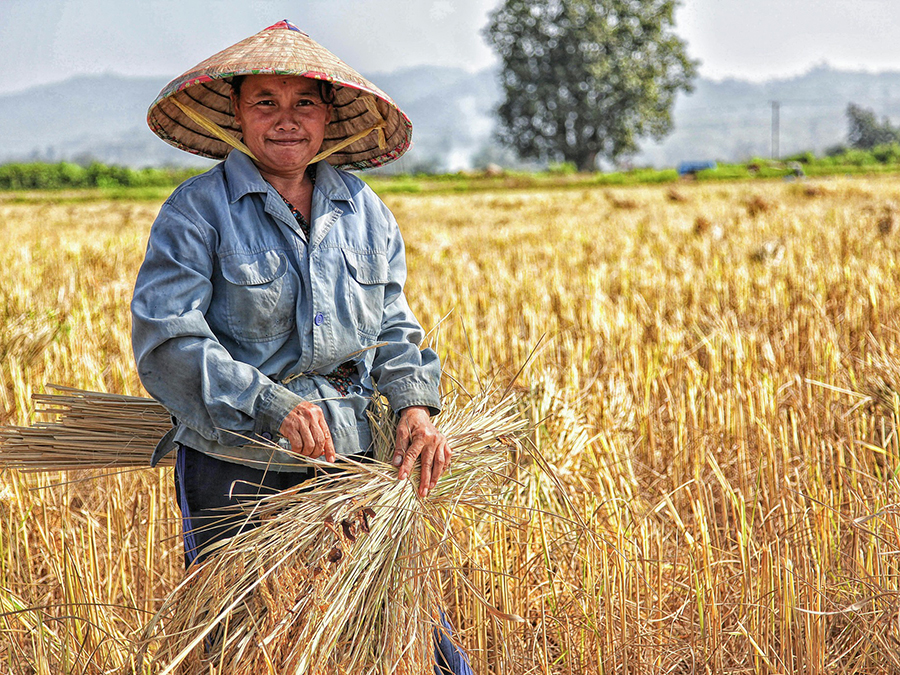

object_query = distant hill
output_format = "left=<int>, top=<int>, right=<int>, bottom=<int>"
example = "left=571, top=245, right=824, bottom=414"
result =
left=639, top=65, right=900, bottom=167
left=3, top=65, right=900, bottom=171
left=0, top=75, right=201, bottom=167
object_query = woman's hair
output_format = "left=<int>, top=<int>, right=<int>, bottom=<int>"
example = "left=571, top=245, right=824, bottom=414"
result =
left=229, top=75, right=336, bottom=105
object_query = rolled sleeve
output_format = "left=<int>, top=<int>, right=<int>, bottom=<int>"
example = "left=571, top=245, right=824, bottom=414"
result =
left=253, top=383, right=306, bottom=437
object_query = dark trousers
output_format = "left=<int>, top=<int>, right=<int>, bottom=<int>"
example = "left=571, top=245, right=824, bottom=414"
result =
left=174, top=445, right=474, bottom=674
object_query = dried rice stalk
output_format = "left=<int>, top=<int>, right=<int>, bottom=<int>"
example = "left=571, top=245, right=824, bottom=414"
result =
left=0, top=385, right=171, bottom=469
left=139, top=386, right=527, bottom=674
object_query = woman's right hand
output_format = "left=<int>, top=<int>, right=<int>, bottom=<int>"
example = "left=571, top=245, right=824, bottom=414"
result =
left=279, top=402, right=336, bottom=462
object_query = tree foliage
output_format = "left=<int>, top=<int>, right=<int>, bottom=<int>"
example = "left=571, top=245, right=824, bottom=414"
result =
left=846, top=103, right=900, bottom=150
left=484, top=0, right=698, bottom=171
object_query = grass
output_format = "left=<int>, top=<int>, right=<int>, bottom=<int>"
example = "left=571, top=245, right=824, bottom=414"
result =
left=1, top=174, right=900, bottom=671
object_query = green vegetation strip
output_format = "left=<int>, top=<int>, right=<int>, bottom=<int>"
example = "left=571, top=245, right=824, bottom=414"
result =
left=5, top=146, right=900, bottom=202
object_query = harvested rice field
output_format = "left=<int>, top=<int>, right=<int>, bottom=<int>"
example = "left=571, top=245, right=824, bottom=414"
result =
left=2, top=175, right=900, bottom=673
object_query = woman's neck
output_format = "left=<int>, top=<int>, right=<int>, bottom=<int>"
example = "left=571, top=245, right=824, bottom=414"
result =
left=261, top=166, right=314, bottom=219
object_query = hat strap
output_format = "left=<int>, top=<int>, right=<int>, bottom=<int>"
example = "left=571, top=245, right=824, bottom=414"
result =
left=171, top=98, right=259, bottom=161
left=315, top=98, right=388, bottom=161
left=171, top=96, right=388, bottom=165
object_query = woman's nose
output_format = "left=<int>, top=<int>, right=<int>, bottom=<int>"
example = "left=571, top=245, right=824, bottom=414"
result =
left=274, top=109, right=299, bottom=131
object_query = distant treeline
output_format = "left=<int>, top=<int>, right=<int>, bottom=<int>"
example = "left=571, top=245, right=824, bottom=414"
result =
left=0, top=162, right=203, bottom=190
left=5, top=145, right=900, bottom=194
left=815, top=143, right=900, bottom=167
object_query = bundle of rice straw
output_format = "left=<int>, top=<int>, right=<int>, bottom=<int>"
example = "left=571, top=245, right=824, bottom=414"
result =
left=0, top=385, right=173, bottom=469
left=139, top=386, right=527, bottom=674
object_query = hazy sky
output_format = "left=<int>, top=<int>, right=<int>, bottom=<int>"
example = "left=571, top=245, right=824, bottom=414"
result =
left=3, top=0, right=900, bottom=94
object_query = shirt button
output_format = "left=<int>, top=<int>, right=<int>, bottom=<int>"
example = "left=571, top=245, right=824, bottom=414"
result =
left=314, top=312, right=325, bottom=326
left=261, top=432, right=272, bottom=441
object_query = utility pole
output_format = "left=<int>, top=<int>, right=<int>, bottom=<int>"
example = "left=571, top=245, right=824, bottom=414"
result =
left=770, top=100, right=780, bottom=159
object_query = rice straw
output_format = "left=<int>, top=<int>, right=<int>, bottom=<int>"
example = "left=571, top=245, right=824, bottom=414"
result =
left=0, top=385, right=172, bottom=470
left=138, top=387, right=528, bottom=674
left=1, top=383, right=531, bottom=672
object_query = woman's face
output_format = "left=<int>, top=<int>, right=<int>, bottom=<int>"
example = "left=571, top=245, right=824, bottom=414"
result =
left=232, top=74, right=332, bottom=180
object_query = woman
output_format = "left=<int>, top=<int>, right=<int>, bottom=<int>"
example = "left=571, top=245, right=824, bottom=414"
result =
left=132, top=20, right=469, bottom=674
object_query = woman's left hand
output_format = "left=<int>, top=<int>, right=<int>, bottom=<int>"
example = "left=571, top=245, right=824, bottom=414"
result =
left=392, top=406, right=451, bottom=498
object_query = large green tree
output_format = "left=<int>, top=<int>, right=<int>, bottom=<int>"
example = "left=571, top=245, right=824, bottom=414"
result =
left=846, top=103, right=900, bottom=149
left=484, top=0, right=698, bottom=171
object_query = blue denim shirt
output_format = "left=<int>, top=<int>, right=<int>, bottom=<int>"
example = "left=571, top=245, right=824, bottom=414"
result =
left=131, top=150, right=441, bottom=469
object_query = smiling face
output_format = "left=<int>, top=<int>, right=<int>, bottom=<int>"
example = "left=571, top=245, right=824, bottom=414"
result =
left=231, top=74, right=333, bottom=181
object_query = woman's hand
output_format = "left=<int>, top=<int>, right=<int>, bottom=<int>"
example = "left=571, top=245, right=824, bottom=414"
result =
left=392, top=406, right=452, bottom=498
left=279, top=402, right=336, bottom=462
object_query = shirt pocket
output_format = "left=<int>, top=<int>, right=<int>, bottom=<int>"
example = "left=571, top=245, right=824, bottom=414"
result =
left=341, top=249, right=389, bottom=339
left=220, top=250, right=297, bottom=341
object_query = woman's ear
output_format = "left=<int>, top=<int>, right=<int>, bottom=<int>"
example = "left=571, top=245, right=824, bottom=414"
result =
left=231, top=92, right=242, bottom=129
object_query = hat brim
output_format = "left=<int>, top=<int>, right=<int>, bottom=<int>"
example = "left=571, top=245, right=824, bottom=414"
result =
left=147, top=25, right=412, bottom=170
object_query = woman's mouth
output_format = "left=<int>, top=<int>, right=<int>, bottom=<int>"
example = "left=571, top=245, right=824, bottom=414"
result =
left=267, top=138, right=304, bottom=146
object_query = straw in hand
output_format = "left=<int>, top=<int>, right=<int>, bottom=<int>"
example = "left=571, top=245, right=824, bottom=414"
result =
left=140, top=388, right=527, bottom=674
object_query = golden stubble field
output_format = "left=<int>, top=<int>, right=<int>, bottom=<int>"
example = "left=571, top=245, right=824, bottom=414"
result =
left=2, top=176, right=900, bottom=673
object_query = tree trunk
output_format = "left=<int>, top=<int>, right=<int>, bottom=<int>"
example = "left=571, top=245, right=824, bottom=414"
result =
left=575, top=151, right=598, bottom=172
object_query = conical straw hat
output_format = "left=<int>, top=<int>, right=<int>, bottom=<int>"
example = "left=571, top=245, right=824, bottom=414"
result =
left=147, top=20, right=411, bottom=170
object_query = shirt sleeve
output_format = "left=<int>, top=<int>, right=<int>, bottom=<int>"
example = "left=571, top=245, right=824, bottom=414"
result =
left=131, top=200, right=304, bottom=446
left=369, top=202, right=443, bottom=415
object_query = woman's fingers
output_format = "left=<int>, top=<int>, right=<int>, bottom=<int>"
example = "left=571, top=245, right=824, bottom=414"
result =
left=429, top=439, right=450, bottom=489
left=320, top=416, right=336, bottom=462
left=418, top=442, right=434, bottom=497
left=392, top=421, right=410, bottom=468
left=298, top=418, right=317, bottom=455
left=393, top=407, right=451, bottom=497
left=279, top=402, right=335, bottom=461
left=398, top=435, right=424, bottom=482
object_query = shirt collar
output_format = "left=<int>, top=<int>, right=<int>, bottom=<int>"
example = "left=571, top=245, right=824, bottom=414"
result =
left=224, top=150, right=268, bottom=202
left=312, top=160, right=353, bottom=203
left=224, top=150, right=352, bottom=204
